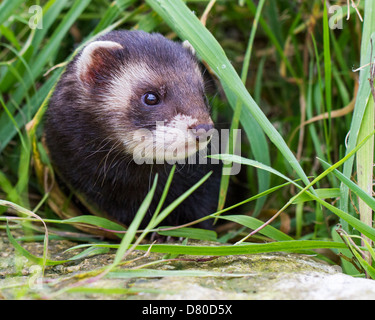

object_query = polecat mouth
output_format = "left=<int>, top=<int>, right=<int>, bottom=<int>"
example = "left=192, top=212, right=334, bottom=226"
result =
left=158, top=134, right=211, bottom=161
left=129, top=126, right=213, bottom=164
left=125, top=113, right=214, bottom=164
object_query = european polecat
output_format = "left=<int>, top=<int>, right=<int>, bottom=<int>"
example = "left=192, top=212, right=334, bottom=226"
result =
left=44, top=30, right=222, bottom=229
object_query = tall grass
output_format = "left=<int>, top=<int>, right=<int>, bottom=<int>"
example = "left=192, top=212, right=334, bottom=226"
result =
left=0, top=0, right=374, bottom=298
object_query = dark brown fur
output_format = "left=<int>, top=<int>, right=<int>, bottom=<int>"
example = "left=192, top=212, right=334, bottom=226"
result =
left=44, top=30, right=222, bottom=229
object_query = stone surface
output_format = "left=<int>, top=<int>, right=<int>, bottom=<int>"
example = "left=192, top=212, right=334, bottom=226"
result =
left=127, top=254, right=375, bottom=300
left=1, top=232, right=375, bottom=300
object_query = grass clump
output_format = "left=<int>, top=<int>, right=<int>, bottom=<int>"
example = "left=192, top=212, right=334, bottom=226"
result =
left=0, top=0, right=374, bottom=298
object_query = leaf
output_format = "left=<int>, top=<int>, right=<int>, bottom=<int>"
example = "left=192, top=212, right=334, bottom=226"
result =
left=341, top=1, right=375, bottom=214
left=211, top=154, right=296, bottom=183
left=0, top=0, right=91, bottom=150
left=134, top=240, right=347, bottom=256
left=217, top=0, right=270, bottom=216
left=157, top=227, right=217, bottom=241
left=319, top=158, right=375, bottom=212
left=313, top=197, right=375, bottom=242
left=0, top=0, right=25, bottom=25
left=152, top=171, right=212, bottom=227
left=145, top=0, right=311, bottom=190
left=292, top=188, right=341, bottom=204
left=217, top=215, right=293, bottom=241
left=111, top=174, right=159, bottom=266
left=6, top=221, right=69, bottom=266
left=0, top=69, right=61, bottom=152
left=68, top=246, right=110, bottom=261
left=64, top=215, right=126, bottom=232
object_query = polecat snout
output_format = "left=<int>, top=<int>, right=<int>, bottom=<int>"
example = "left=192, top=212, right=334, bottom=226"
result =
left=45, top=30, right=221, bottom=229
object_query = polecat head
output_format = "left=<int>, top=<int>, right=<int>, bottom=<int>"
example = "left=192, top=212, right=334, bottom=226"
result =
left=75, top=30, right=214, bottom=163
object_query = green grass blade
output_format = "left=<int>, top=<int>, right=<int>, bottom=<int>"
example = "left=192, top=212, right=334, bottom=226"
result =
left=209, top=180, right=298, bottom=227
left=64, top=216, right=127, bottom=233
left=292, top=188, right=341, bottom=205
left=6, top=221, right=69, bottom=266
left=0, top=0, right=91, bottom=132
left=212, top=154, right=297, bottom=186
left=149, top=165, right=176, bottom=224
left=0, top=69, right=61, bottom=152
left=319, top=158, right=375, bottom=212
left=135, top=240, right=347, bottom=256
left=153, top=171, right=212, bottom=227
left=323, top=3, right=332, bottom=132
left=28, top=0, right=91, bottom=81
left=245, top=0, right=297, bottom=78
left=157, top=227, right=217, bottom=241
left=311, top=197, right=375, bottom=242
left=92, top=0, right=137, bottom=34
left=111, top=174, right=159, bottom=266
left=340, top=234, right=375, bottom=279
left=217, top=215, right=293, bottom=241
left=341, top=0, right=375, bottom=217
left=30, top=0, right=70, bottom=53
left=145, top=0, right=311, bottom=189
left=0, top=0, right=24, bottom=25
left=213, top=127, right=375, bottom=241
left=356, top=96, right=374, bottom=246
left=0, top=25, right=21, bottom=50
left=217, top=0, right=270, bottom=215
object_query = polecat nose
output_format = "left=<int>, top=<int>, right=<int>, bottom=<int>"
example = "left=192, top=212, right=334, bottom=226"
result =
left=192, top=123, right=214, bottom=141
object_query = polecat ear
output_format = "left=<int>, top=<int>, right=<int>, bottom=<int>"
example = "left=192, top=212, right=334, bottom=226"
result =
left=77, top=40, right=123, bottom=85
left=182, top=40, right=196, bottom=55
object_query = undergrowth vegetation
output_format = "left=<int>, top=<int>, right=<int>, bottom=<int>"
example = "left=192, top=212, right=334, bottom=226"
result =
left=0, top=0, right=374, bottom=298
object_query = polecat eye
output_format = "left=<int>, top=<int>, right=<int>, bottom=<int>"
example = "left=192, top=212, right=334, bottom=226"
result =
left=142, top=92, right=160, bottom=106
